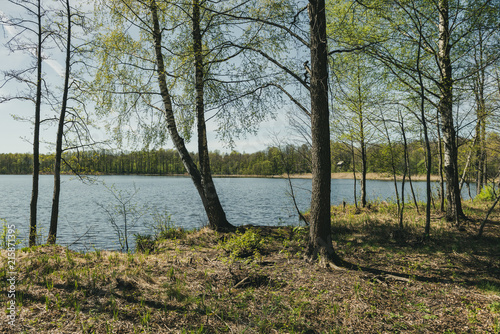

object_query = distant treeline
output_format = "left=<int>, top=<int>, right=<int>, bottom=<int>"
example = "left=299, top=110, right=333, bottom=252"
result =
left=2, top=137, right=500, bottom=178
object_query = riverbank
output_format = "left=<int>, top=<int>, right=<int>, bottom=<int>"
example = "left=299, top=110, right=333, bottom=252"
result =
left=1, top=200, right=499, bottom=333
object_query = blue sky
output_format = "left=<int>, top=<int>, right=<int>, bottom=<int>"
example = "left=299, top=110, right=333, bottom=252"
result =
left=0, top=3, right=290, bottom=155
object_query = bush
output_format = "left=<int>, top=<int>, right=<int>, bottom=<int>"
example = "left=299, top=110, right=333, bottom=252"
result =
left=135, top=211, right=185, bottom=253
left=475, top=185, right=496, bottom=202
left=134, top=234, right=155, bottom=253
left=218, top=228, right=264, bottom=260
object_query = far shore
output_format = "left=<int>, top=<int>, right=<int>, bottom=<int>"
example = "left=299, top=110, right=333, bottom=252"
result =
left=4, top=172, right=441, bottom=181
left=213, top=172, right=441, bottom=181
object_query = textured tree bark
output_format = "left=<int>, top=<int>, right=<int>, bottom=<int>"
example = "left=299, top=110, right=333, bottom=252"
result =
left=351, top=140, right=358, bottom=209
left=48, top=0, right=72, bottom=244
left=360, top=125, right=367, bottom=208
left=29, top=0, right=43, bottom=247
left=150, top=0, right=233, bottom=231
left=473, top=29, right=487, bottom=196
left=306, top=0, right=342, bottom=265
left=355, top=67, right=367, bottom=208
left=415, top=29, right=431, bottom=235
left=475, top=76, right=486, bottom=195
left=438, top=0, right=464, bottom=222
left=436, top=112, right=445, bottom=212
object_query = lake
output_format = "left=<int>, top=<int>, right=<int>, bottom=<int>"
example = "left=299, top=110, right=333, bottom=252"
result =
left=0, top=175, right=475, bottom=251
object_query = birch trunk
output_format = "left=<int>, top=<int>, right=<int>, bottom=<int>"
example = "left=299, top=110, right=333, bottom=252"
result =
left=150, top=0, right=233, bottom=231
left=438, top=0, right=464, bottom=222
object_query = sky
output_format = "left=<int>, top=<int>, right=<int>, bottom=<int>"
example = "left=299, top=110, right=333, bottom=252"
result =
left=0, top=3, right=291, bottom=155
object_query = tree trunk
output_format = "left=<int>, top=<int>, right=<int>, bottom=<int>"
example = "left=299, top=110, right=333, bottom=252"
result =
left=150, top=0, right=233, bottom=231
left=356, top=67, right=367, bottom=208
left=29, top=0, right=43, bottom=247
left=438, top=0, right=464, bottom=222
left=416, top=30, right=431, bottom=235
left=306, top=0, right=342, bottom=265
left=474, top=30, right=487, bottom=196
left=192, top=0, right=233, bottom=231
left=436, top=111, right=445, bottom=212
left=477, top=192, right=500, bottom=237
left=359, top=115, right=367, bottom=208
left=48, top=0, right=72, bottom=244
left=351, top=140, right=358, bottom=209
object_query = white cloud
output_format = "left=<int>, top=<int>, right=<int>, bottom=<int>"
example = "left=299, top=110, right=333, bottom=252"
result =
left=0, top=10, right=65, bottom=77
left=44, top=58, right=65, bottom=77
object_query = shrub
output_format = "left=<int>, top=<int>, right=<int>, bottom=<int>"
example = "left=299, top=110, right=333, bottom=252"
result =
left=134, top=234, right=155, bottom=253
left=134, top=211, right=185, bottom=253
left=218, top=228, right=264, bottom=260
left=475, top=185, right=496, bottom=202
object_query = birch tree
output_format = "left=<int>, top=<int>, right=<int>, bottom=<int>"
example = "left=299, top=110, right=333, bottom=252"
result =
left=92, top=0, right=275, bottom=231
left=1, top=0, right=53, bottom=246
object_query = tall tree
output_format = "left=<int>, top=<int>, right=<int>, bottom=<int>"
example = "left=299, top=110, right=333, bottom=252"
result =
left=191, top=0, right=232, bottom=230
left=354, top=0, right=500, bottom=222
left=437, top=0, right=463, bottom=222
left=47, top=0, right=72, bottom=244
left=306, top=0, right=343, bottom=264
left=47, top=0, right=92, bottom=243
left=31, top=0, right=43, bottom=246
left=149, top=0, right=232, bottom=231
left=332, top=52, right=380, bottom=208
left=93, top=0, right=238, bottom=230
left=1, top=0, right=52, bottom=246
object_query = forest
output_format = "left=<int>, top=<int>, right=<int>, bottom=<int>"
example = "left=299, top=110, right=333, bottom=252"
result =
left=1, top=0, right=500, bottom=333
left=3, top=135, right=500, bottom=178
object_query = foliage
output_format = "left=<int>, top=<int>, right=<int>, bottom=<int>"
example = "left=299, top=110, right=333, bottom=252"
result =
left=135, top=210, right=185, bottom=253
left=2, top=136, right=492, bottom=177
left=218, top=227, right=264, bottom=260
left=476, top=185, right=497, bottom=202
left=96, top=183, right=146, bottom=252
left=133, top=234, right=155, bottom=253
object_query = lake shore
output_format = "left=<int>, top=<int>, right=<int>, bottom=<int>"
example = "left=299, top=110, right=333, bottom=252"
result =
left=9, top=172, right=442, bottom=181
left=213, top=172, right=441, bottom=181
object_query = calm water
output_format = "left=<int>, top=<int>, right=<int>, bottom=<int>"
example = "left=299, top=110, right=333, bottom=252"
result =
left=0, top=175, right=474, bottom=251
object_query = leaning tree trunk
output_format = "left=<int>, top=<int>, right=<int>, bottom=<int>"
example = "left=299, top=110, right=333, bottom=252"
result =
left=192, top=0, right=233, bottom=231
left=29, top=0, right=43, bottom=247
left=306, top=0, right=343, bottom=265
left=150, top=0, right=233, bottom=231
left=438, top=0, right=464, bottom=222
left=48, top=0, right=72, bottom=244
